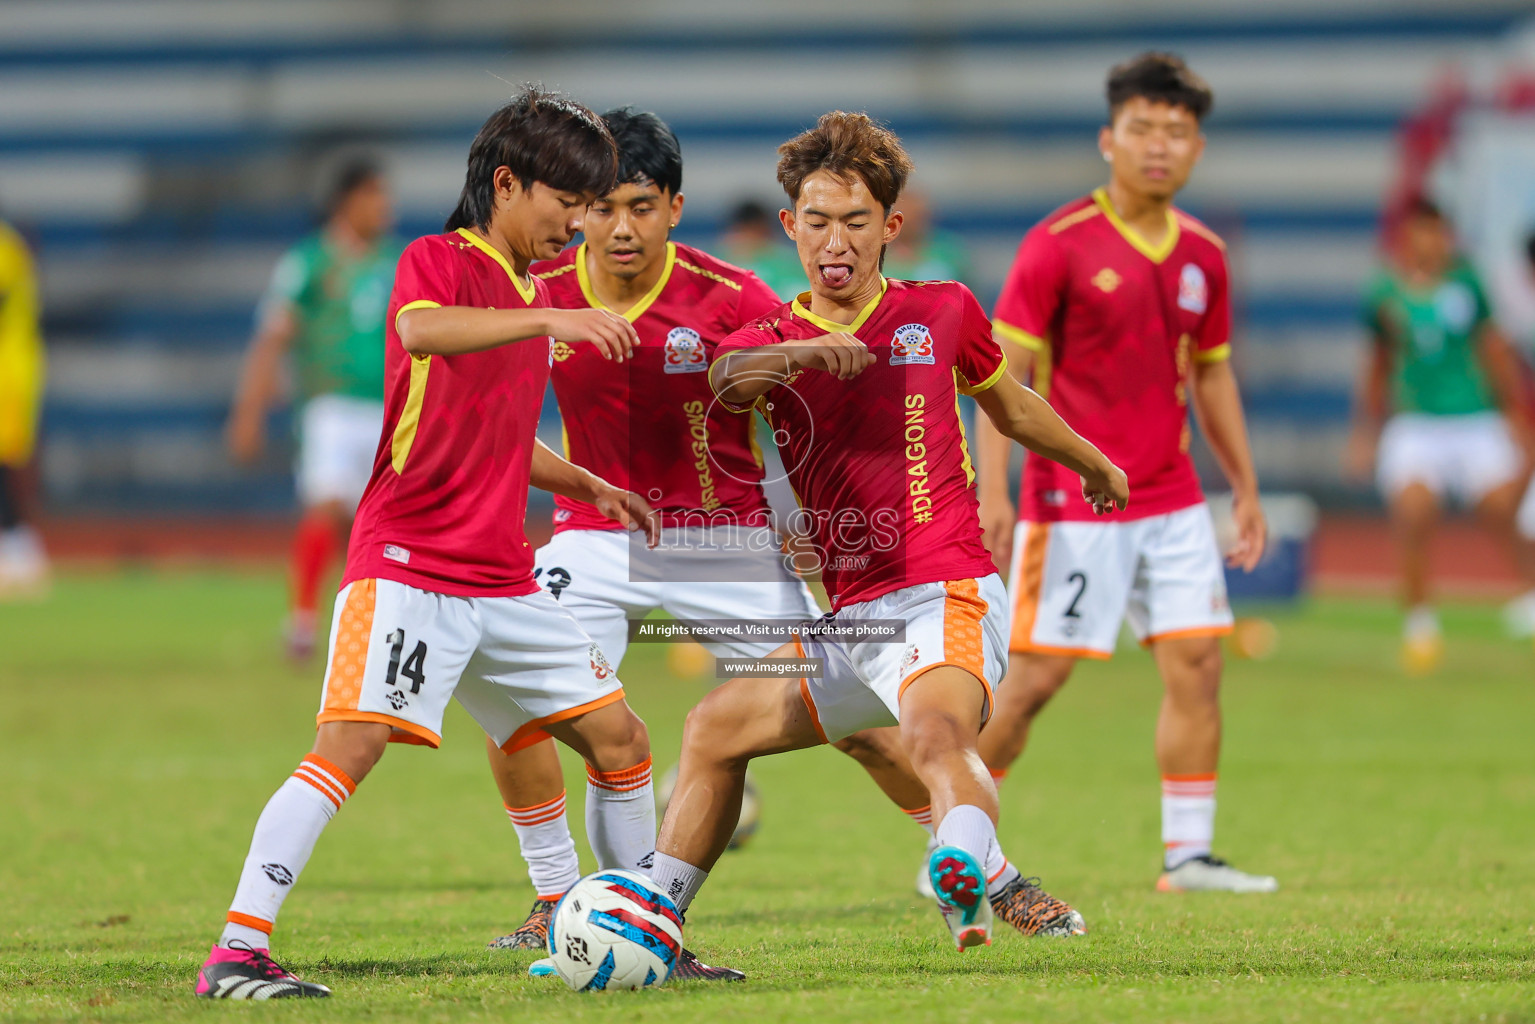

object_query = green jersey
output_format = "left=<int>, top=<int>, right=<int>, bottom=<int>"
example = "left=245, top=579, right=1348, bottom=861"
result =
left=1363, top=261, right=1495, bottom=416
left=263, top=232, right=404, bottom=402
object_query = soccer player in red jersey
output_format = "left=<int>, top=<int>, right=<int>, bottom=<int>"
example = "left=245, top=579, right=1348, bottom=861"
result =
left=195, top=89, right=664, bottom=1000
left=973, top=53, right=1277, bottom=893
left=649, top=112, right=1127, bottom=955
left=484, top=110, right=930, bottom=978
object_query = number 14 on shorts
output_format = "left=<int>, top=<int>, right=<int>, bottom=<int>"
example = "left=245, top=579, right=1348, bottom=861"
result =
left=384, top=628, right=428, bottom=707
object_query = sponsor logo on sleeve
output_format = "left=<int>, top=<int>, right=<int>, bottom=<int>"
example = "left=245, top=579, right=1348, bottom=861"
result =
left=891, top=323, right=935, bottom=366
left=663, top=326, right=708, bottom=373
left=383, top=544, right=411, bottom=564
left=550, top=341, right=575, bottom=362
left=1178, top=263, right=1208, bottom=314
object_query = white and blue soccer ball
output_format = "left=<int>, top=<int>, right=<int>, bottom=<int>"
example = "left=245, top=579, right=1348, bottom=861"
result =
left=548, top=870, right=684, bottom=991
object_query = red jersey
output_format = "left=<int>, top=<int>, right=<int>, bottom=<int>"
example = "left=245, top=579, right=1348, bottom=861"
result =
left=344, top=228, right=552, bottom=597
left=533, top=241, right=781, bottom=531
left=714, top=278, right=1007, bottom=610
left=993, top=188, right=1232, bottom=523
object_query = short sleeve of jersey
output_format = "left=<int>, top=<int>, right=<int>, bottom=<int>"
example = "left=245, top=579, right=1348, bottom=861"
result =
left=992, top=226, right=1067, bottom=352
left=1193, top=249, right=1233, bottom=362
left=391, top=237, right=461, bottom=331
left=954, top=285, right=1009, bottom=395
left=257, top=246, right=311, bottom=325
left=711, top=319, right=785, bottom=412
left=733, top=272, right=786, bottom=332
left=1462, top=263, right=1494, bottom=329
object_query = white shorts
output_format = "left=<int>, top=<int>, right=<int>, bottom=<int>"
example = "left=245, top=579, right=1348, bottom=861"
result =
left=1377, top=412, right=1520, bottom=507
left=534, top=527, right=821, bottom=666
left=1008, top=503, right=1233, bottom=659
left=297, top=394, right=385, bottom=509
left=317, top=577, right=623, bottom=754
left=796, top=574, right=1009, bottom=743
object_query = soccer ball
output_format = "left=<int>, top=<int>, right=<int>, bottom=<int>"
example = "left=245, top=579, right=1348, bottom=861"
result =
left=656, top=763, right=760, bottom=849
left=547, top=870, right=683, bottom=991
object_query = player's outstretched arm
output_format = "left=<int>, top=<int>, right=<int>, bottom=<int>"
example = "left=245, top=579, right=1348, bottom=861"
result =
left=708, top=334, right=876, bottom=407
left=973, top=372, right=1128, bottom=515
left=397, top=306, right=639, bottom=361
left=971, top=351, right=1037, bottom=569
left=529, top=439, right=660, bottom=547
left=226, top=306, right=296, bottom=463
left=1345, top=329, right=1392, bottom=481
left=1190, top=358, right=1266, bottom=570
left=1476, top=323, right=1535, bottom=464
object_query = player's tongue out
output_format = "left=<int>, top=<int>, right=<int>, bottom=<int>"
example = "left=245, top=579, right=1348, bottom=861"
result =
left=820, top=263, right=853, bottom=287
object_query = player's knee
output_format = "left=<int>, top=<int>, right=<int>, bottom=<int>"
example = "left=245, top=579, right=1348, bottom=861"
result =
left=582, top=706, right=650, bottom=772
left=901, top=710, right=969, bottom=771
left=832, top=729, right=899, bottom=770
left=681, top=694, right=743, bottom=764
left=312, top=720, right=391, bottom=784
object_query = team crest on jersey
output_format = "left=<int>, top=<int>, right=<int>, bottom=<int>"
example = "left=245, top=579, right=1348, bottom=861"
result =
left=550, top=340, right=575, bottom=363
left=1178, top=263, right=1208, bottom=314
left=890, top=323, right=935, bottom=365
left=663, top=326, right=708, bottom=373
left=901, top=644, right=920, bottom=671
left=1091, top=267, right=1122, bottom=293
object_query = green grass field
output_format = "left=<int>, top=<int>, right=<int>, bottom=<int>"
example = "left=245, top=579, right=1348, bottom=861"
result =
left=2, top=570, right=1532, bottom=1023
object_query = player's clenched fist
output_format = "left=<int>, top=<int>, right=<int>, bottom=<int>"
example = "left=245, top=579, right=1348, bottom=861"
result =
left=1080, top=460, right=1129, bottom=516
left=792, top=333, right=877, bottom=381
left=592, top=483, right=661, bottom=548
left=546, top=307, right=641, bottom=362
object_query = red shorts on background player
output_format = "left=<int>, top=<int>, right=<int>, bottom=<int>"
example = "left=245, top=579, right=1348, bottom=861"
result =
left=971, top=52, right=1278, bottom=894
left=195, top=89, right=665, bottom=1000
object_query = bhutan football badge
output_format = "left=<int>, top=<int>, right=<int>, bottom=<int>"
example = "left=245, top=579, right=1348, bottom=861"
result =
left=663, top=326, right=707, bottom=373
left=1091, top=267, right=1122, bottom=293
left=890, top=323, right=935, bottom=366
left=588, top=642, right=613, bottom=680
left=1178, top=263, right=1208, bottom=314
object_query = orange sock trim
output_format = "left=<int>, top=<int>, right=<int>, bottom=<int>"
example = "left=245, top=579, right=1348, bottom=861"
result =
left=534, top=890, right=567, bottom=903
left=902, top=804, right=933, bottom=827
left=506, top=791, right=567, bottom=827
left=987, top=861, right=1011, bottom=884
left=988, top=766, right=1008, bottom=783
left=1162, top=773, right=1217, bottom=798
left=587, top=755, right=653, bottom=792
left=226, top=911, right=273, bottom=934
left=292, top=754, right=356, bottom=810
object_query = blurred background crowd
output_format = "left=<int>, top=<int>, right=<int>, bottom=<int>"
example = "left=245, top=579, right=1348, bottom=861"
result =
left=3, top=0, right=1535, bottom=617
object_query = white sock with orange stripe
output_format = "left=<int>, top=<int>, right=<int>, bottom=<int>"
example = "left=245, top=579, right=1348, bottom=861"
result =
left=935, top=803, right=1000, bottom=886
left=1162, top=773, right=1217, bottom=870
left=984, top=839, right=1021, bottom=897
left=219, top=754, right=356, bottom=949
left=902, top=804, right=935, bottom=836
left=505, top=792, right=581, bottom=901
left=584, top=756, right=656, bottom=872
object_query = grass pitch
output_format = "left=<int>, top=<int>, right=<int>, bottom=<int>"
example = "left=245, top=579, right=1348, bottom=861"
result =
left=2, top=570, right=1532, bottom=1023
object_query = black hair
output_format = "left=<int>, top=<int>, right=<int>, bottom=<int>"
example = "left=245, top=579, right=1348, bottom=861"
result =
left=324, top=156, right=382, bottom=218
left=1107, top=52, right=1214, bottom=122
left=601, top=107, right=683, bottom=196
left=1525, top=230, right=1535, bottom=266
left=727, top=199, right=773, bottom=228
left=1403, top=196, right=1445, bottom=222
left=445, top=86, right=617, bottom=232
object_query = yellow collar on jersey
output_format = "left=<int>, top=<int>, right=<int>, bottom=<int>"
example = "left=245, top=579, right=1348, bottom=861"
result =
left=454, top=228, right=536, bottom=304
left=576, top=241, right=677, bottom=323
left=791, top=275, right=889, bottom=334
left=1091, top=187, right=1180, bottom=265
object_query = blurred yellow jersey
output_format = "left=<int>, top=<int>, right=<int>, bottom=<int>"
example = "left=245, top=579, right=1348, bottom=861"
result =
left=0, top=220, right=44, bottom=465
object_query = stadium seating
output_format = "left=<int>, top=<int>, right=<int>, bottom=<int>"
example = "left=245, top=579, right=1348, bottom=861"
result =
left=2, top=0, right=1530, bottom=511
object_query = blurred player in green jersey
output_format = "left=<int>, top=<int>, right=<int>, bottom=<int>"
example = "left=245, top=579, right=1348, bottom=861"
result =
left=1348, top=198, right=1535, bottom=671
left=227, top=158, right=404, bottom=658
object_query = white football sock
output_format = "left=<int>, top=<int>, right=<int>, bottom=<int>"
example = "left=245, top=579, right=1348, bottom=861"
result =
left=648, top=852, right=708, bottom=913
left=1405, top=605, right=1440, bottom=642
left=505, top=792, right=581, bottom=900
left=1162, top=774, right=1216, bottom=869
left=935, top=803, right=998, bottom=874
left=584, top=756, right=656, bottom=872
left=219, top=754, right=355, bottom=948
left=984, top=839, right=1021, bottom=896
